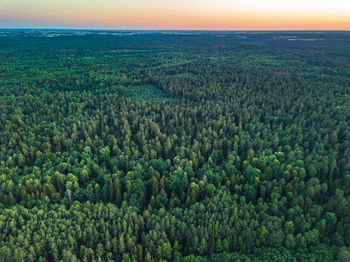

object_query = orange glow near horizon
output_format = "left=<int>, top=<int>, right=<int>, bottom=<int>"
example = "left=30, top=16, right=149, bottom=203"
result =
left=1, top=0, right=350, bottom=30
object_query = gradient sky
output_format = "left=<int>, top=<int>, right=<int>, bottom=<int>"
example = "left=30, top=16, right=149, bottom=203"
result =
left=0, top=0, right=350, bottom=30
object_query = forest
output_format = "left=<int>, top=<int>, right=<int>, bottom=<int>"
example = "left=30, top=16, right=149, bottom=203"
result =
left=0, top=30, right=349, bottom=261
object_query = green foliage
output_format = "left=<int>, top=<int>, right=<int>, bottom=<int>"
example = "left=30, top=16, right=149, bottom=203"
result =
left=127, top=84, right=177, bottom=102
left=0, top=30, right=349, bottom=261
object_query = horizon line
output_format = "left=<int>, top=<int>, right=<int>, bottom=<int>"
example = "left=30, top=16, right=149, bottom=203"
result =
left=1, top=28, right=350, bottom=32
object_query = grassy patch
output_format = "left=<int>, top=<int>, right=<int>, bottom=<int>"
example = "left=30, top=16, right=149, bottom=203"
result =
left=168, top=72, right=196, bottom=78
left=127, top=84, right=178, bottom=103
left=250, top=54, right=293, bottom=66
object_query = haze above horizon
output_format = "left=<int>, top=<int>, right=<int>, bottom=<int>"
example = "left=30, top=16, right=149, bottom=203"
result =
left=1, top=0, right=350, bottom=30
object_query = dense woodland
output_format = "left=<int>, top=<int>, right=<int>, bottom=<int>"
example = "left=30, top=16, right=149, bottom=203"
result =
left=0, top=30, right=350, bottom=261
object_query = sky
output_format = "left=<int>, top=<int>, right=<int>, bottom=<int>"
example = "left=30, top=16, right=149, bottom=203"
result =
left=0, top=0, right=350, bottom=30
